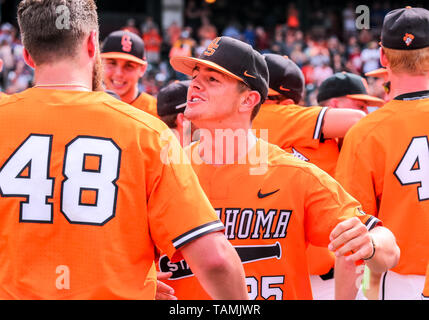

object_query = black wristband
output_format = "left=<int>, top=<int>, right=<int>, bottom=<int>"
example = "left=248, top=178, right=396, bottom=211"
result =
left=363, top=235, right=376, bottom=260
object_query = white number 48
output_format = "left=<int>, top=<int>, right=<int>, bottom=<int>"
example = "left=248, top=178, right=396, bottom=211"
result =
left=394, top=136, right=429, bottom=201
left=0, top=134, right=121, bottom=225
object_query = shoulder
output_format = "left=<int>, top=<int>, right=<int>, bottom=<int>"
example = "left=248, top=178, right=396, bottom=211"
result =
left=102, top=93, right=167, bottom=135
left=345, top=101, right=398, bottom=141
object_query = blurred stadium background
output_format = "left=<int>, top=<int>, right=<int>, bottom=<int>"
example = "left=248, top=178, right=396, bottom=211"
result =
left=0, top=0, right=427, bottom=105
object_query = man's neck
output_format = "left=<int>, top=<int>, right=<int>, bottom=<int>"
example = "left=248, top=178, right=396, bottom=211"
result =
left=121, top=85, right=140, bottom=104
left=197, top=125, right=257, bottom=165
left=34, top=61, right=92, bottom=91
left=390, top=72, right=429, bottom=99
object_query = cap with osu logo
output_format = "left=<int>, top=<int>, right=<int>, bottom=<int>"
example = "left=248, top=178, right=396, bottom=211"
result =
left=101, top=30, right=147, bottom=65
left=170, top=36, right=269, bottom=101
left=381, top=6, right=429, bottom=50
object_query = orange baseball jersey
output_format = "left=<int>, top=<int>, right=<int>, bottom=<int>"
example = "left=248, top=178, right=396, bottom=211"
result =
left=131, top=91, right=159, bottom=118
left=159, top=139, right=380, bottom=300
left=336, top=93, right=429, bottom=276
left=252, top=103, right=338, bottom=276
left=252, top=103, right=340, bottom=177
left=0, top=88, right=223, bottom=299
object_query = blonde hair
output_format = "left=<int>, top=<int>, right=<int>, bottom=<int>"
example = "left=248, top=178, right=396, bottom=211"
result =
left=18, top=0, right=99, bottom=65
left=383, top=46, right=429, bottom=74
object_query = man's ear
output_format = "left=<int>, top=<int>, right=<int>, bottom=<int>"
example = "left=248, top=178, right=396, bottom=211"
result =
left=23, top=48, right=35, bottom=68
left=176, top=112, right=185, bottom=128
left=239, top=90, right=261, bottom=113
left=87, top=30, right=98, bottom=59
left=380, top=47, right=388, bottom=68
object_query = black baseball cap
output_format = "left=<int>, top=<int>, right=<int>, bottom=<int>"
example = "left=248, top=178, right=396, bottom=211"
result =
left=381, top=7, right=429, bottom=50
left=170, top=36, right=269, bottom=101
left=101, top=30, right=146, bottom=65
left=263, top=53, right=304, bottom=104
left=157, top=80, right=190, bottom=117
left=317, top=72, right=385, bottom=106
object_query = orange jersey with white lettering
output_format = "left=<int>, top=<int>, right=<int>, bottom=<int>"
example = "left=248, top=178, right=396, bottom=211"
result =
left=0, top=88, right=222, bottom=299
left=252, top=103, right=338, bottom=275
left=131, top=91, right=159, bottom=118
left=160, top=139, right=380, bottom=300
left=336, top=94, right=429, bottom=275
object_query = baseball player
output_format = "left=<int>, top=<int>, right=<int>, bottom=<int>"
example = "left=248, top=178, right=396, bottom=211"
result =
left=365, top=67, right=391, bottom=103
left=317, top=72, right=385, bottom=152
left=0, top=0, right=249, bottom=300
left=157, top=36, right=399, bottom=300
left=317, top=72, right=385, bottom=115
left=101, top=30, right=159, bottom=117
left=251, top=54, right=369, bottom=299
left=157, top=80, right=195, bottom=147
left=252, top=54, right=368, bottom=177
left=336, top=6, right=429, bottom=300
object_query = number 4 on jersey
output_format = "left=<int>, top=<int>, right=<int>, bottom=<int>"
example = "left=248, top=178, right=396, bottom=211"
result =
left=394, top=136, right=429, bottom=201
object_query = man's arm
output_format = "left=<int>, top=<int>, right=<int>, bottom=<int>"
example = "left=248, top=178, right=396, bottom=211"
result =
left=322, top=108, right=366, bottom=139
left=329, top=219, right=400, bottom=299
left=180, top=231, right=249, bottom=300
left=329, top=219, right=400, bottom=271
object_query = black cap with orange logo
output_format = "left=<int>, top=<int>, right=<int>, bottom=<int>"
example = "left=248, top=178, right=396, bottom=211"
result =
left=170, top=36, right=269, bottom=101
left=263, top=53, right=305, bottom=104
left=101, top=30, right=147, bottom=65
left=381, top=7, right=429, bottom=50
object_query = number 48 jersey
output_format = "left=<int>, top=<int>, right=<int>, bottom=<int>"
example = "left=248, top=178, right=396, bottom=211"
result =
left=0, top=88, right=222, bottom=299
left=336, top=95, right=429, bottom=276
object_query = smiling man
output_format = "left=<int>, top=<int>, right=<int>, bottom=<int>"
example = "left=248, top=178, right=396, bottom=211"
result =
left=101, top=30, right=158, bottom=117
left=156, top=36, right=400, bottom=300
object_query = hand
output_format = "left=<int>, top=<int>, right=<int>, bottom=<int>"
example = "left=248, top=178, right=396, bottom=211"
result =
left=328, top=217, right=374, bottom=262
left=155, top=271, right=177, bottom=300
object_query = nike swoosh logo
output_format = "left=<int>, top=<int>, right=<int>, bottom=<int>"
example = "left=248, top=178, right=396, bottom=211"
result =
left=244, top=70, right=256, bottom=79
left=258, top=189, right=280, bottom=199
left=279, top=85, right=291, bottom=91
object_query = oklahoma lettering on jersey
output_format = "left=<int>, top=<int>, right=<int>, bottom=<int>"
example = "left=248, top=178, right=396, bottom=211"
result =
left=159, top=139, right=380, bottom=299
left=336, top=96, right=429, bottom=275
left=0, top=88, right=221, bottom=299
left=131, top=91, right=159, bottom=118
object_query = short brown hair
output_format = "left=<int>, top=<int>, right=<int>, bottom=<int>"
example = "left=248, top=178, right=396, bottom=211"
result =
left=383, top=46, right=429, bottom=74
left=18, top=0, right=99, bottom=65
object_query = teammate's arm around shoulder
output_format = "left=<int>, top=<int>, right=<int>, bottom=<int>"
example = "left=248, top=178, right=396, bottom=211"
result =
left=322, top=108, right=365, bottom=139
left=180, top=231, right=249, bottom=300
left=329, top=218, right=400, bottom=273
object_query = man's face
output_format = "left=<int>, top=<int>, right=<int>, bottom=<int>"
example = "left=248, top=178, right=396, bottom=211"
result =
left=334, top=97, right=369, bottom=114
left=186, top=65, right=243, bottom=127
left=102, top=58, right=145, bottom=97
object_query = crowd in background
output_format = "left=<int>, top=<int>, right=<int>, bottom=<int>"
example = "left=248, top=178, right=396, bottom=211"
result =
left=0, top=1, right=394, bottom=105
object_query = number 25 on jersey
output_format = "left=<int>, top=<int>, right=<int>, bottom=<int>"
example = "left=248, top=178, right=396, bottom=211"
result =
left=0, top=134, right=121, bottom=225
